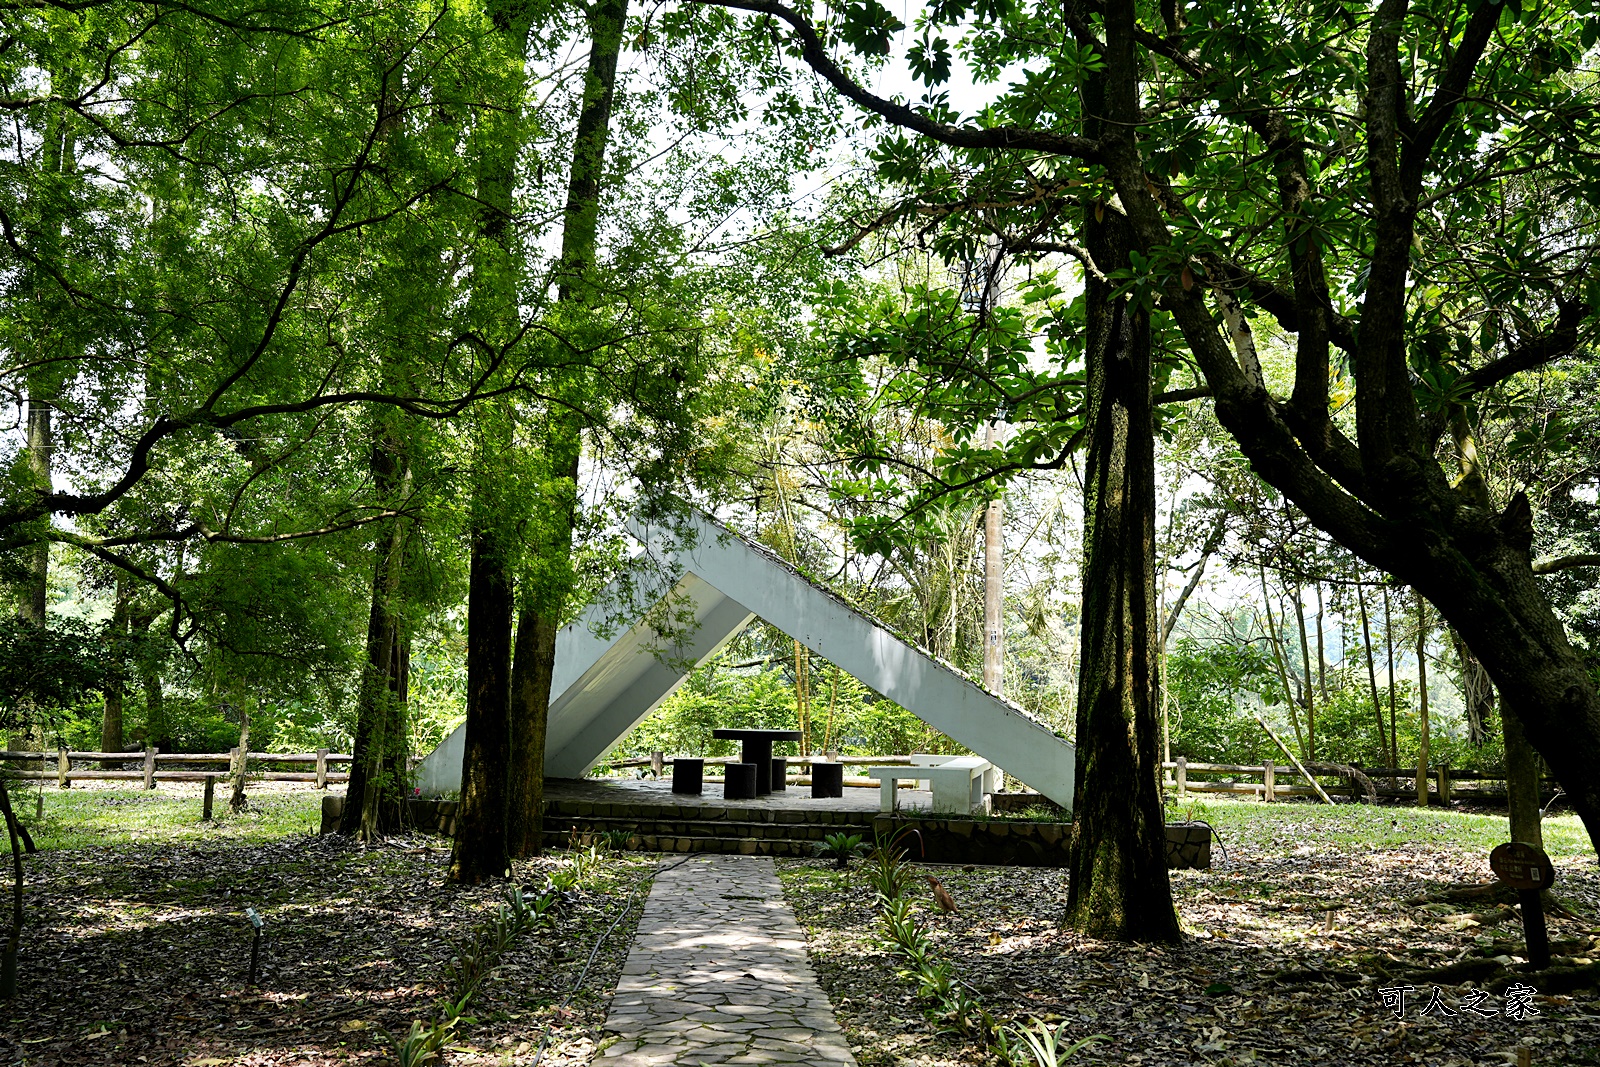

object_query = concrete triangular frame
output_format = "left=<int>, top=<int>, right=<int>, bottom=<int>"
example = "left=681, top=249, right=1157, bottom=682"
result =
left=415, top=509, right=1076, bottom=808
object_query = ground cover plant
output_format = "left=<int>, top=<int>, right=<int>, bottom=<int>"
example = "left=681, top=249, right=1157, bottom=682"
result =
left=16, top=784, right=322, bottom=852
left=780, top=798, right=1600, bottom=1067
left=0, top=783, right=654, bottom=1066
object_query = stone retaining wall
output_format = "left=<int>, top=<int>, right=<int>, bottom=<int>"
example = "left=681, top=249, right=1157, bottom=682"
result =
left=323, top=795, right=1212, bottom=870
left=870, top=816, right=1211, bottom=869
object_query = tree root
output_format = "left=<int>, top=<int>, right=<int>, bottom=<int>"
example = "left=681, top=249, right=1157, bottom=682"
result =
left=1486, top=961, right=1600, bottom=995
left=1268, top=966, right=1365, bottom=987
left=1394, top=956, right=1506, bottom=985
left=1386, top=954, right=1600, bottom=995
left=1404, top=882, right=1517, bottom=907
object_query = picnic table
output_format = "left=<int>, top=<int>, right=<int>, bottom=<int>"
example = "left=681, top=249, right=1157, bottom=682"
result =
left=711, top=728, right=801, bottom=796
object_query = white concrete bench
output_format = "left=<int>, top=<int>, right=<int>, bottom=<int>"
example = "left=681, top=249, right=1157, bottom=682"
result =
left=867, top=756, right=994, bottom=814
left=907, top=753, right=1002, bottom=795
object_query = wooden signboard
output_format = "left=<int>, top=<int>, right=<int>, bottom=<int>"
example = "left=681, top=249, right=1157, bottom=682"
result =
left=1490, top=841, right=1557, bottom=969
left=1490, top=842, right=1556, bottom=890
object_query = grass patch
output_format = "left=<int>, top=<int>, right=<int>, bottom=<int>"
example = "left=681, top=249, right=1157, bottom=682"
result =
left=12, top=782, right=322, bottom=851
left=1169, top=795, right=1596, bottom=861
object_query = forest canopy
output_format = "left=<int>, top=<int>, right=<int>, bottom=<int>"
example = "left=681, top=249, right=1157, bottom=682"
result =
left=2, top=0, right=1598, bottom=889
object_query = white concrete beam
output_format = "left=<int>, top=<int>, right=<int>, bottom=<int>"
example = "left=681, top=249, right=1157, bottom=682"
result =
left=417, top=509, right=1076, bottom=810
left=629, top=513, right=1077, bottom=808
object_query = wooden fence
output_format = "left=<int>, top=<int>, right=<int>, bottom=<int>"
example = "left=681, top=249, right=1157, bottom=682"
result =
left=0, top=748, right=351, bottom=789
left=1163, top=758, right=1558, bottom=804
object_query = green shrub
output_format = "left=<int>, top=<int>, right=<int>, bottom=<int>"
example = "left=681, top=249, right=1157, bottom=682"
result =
left=817, top=831, right=866, bottom=868
left=865, top=825, right=918, bottom=902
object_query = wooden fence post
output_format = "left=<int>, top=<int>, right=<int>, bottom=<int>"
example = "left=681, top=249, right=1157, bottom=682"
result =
left=1263, top=762, right=1275, bottom=802
left=57, top=749, right=71, bottom=789
left=203, top=775, right=216, bottom=821
left=315, top=748, right=329, bottom=790
left=1437, top=764, right=1451, bottom=806
left=143, top=747, right=156, bottom=790
left=1176, top=757, right=1187, bottom=799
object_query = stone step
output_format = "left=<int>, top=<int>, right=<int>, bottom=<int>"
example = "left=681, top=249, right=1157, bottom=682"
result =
left=546, top=814, right=872, bottom=842
left=543, top=831, right=834, bottom=857
left=544, top=800, right=875, bottom=826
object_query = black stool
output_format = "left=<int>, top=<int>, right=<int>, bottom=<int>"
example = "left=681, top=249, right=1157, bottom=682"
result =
left=724, top=762, right=758, bottom=800
left=811, top=761, right=844, bottom=799
left=671, top=757, right=704, bottom=795
left=770, top=757, right=788, bottom=792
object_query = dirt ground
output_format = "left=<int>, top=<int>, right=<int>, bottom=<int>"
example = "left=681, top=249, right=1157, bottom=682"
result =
left=780, top=832, right=1600, bottom=1066
left=1, top=787, right=653, bottom=1067
left=8, top=784, right=1600, bottom=1067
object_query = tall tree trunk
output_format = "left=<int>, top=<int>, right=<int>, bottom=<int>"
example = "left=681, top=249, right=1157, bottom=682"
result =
left=1063, top=201, right=1179, bottom=943
left=1293, top=585, right=1316, bottom=761
left=1063, top=0, right=1179, bottom=941
left=450, top=531, right=516, bottom=884
left=1446, top=405, right=1538, bottom=839
left=506, top=0, right=629, bottom=860
left=1415, top=591, right=1430, bottom=807
left=142, top=668, right=167, bottom=752
left=1502, top=695, right=1544, bottom=849
left=793, top=639, right=811, bottom=752
left=0, top=779, right=22, bottom=999
left=1452, top=629, right=1494, bottom=747
left=229, top=705, right=250, bottom=813
left=1314, top=582, right=1327, bottom=698
left=1260, top=569, right=1306, bottom=756
left=982, top=423, right=1004, bottom=694
left=100, top=573, right=130, bottom=758
left=340, top=436, right=411, bottom=839
left=21, top=397, right=51, bottom=626
left=1357, top=583, right=1390, bottom=768
left=17, top=77, right=75, bottom=633
left=822, top=667, right=839, bottom=754
left=1162, top=511, right=1225, bottom=642
left=507, top=608, right=556, bottom=857
left=1383, top=584, right=1399, bottom=771
left=455, top=0, right=537, bottom=872
left=340, top=47, right=416, bottom=839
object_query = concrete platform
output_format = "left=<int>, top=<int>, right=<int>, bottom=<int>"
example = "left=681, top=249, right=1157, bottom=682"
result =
left=546, top=775, right=938, bottom=816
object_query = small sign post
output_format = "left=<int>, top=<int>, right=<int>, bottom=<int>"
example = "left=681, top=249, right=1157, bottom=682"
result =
left=1490, top=841, right=1557, bottom=969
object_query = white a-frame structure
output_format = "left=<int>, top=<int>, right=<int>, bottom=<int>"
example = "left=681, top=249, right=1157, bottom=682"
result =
left=415, top=510, right=1077, bottom=808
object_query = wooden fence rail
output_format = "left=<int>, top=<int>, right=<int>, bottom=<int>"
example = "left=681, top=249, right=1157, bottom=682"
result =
left=0, top=748, right=352, bottom=789
left=1163, top=758, right=1558, bottom=804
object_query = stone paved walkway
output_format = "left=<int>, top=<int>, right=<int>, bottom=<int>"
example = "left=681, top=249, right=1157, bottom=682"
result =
left=597, top=854, right=858, bottom=1066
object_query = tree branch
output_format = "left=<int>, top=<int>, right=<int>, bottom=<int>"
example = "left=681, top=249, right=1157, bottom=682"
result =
left=692, top=0, right=1100, bottom=160
left=1404, top=0, right=1506, bottom=186
left=1015, top=239, right=1108, bottom=282
left=1533, top=553, right=1600, bottom=575
left=1164, top=511, right=1227, bottom=642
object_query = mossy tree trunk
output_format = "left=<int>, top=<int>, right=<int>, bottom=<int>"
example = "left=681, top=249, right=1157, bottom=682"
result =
left=450, top=531, right=516, bottom=884
left=340, top=431, right=412, bottom=840
left=0, top=779, right=22, bottom=998
left=448, top=0, right=536, bottom=881
left=100, top=573, right=130, bottom=760
left=1062, top=204, right=1181, bottom=943
left=506, top=0, right=629, bottom=860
